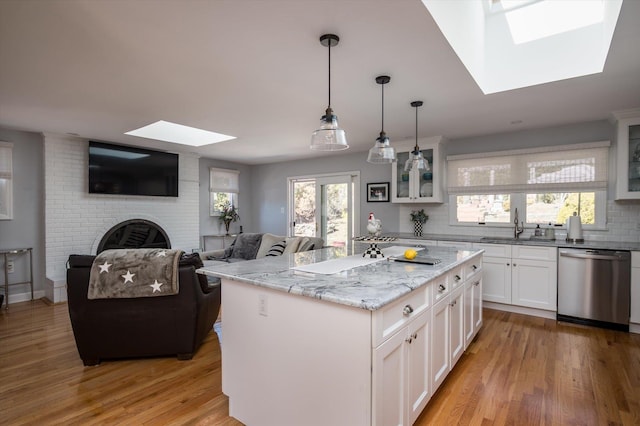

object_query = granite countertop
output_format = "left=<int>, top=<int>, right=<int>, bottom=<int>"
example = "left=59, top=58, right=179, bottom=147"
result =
left=390, top=233, right=640, bottom=251
left=197, top=246, right=483, bottom=311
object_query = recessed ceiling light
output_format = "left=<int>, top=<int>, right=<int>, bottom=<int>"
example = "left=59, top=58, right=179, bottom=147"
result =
left=125, top=120, right=236, bottom=147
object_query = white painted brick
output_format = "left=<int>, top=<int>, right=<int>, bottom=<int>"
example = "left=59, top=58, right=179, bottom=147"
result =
left=44, top=135, right=200, bottom=279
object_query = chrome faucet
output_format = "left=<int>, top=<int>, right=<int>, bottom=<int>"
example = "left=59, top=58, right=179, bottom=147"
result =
left=514, top=208, right=524, bottom=239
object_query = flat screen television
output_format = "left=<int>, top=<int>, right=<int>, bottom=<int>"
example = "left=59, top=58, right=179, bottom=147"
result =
left=88, top=141, right=179, bottom=197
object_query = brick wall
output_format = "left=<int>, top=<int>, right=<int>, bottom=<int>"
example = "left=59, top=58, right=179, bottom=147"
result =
left=44, top=134, right=200, bottom=298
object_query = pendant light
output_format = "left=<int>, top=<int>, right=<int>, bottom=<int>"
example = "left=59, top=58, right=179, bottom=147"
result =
left=367, top=75, right=395, bottom=163
left=310, top=34, right=349, bottom=151
left=404, top=101, right=430, bottom=172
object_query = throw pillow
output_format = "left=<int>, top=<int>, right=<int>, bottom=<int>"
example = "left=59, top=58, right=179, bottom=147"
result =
left=228, top=233, right=263, bottom=260
left=298, top=237, right=315, bottom=252
left=256, top=233, right=284, bottom=258
left=266, top=240, right=286, bottom=256
left=283, top=236, right=302, bottom=254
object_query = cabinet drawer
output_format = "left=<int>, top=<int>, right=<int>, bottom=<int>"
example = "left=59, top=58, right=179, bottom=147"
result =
left=512, top=245, right=557, bottom=261
left=432, top=273, right=450, bottom=305
left=449, top=265, right=465, bottom=290
left=632, top=251, right=640, bottom=268
left=465, top=256, right=482, bottom=281
left=372, top=285, right=430, bottom=347
left=472, top=243, right=511, bottom=258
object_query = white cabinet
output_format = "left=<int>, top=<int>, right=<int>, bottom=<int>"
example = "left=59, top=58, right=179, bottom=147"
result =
left=391, top=137, right=444, bottom=203
left=613, top=110, right=640, bottom=200
left=631, top=252, right=640, bottom=325
left=449, top=285, right=465, bottom=367
left=430, top=295, right=450, bottom=393
left=473, top=243, right=557, bottom=311
left=464, top=276, right=483, bottom=348
left=511, top=246, right=557, bottom=311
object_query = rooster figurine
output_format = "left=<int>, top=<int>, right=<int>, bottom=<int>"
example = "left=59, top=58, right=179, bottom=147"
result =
left=367, top=212, right=382, bottom=237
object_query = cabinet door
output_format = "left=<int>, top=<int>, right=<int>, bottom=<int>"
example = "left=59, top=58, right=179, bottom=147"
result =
left=482, top=256, right=512, bottom=304
left=431, top=297, right=450, bottom=393
left=391, top=141, right=443, bottom=203
left=615, top=115, right=640, bottom=200
left=407, top=310, right=431, bottom=425
left=464, top=279, right=474, bottom=348
left=449, top=286, right=465, bottom=366
left=373, top=329, right=407, bottom=426
left=511, top=259, right=557, bottom=311
left=473, top=278, right=483, bottom=332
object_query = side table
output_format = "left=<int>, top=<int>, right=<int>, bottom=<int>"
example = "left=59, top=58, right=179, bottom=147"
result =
left=1, top=248, right=33, bottom=310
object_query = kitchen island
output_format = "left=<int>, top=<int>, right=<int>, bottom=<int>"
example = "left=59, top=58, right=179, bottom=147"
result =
left=198, top=245, right=483, bottom=426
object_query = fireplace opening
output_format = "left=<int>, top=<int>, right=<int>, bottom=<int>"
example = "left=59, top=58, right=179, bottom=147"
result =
left=97, top=219, right=171, bottom=253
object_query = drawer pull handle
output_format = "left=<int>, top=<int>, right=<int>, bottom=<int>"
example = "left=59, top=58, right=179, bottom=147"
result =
left=472, top=265, right=478, bottom=270
left=450, top=300, right=457, bottom=307
left=474, top=281, right=480, bottom=287
left=454, top=275, right=461, bottom=281
left=405, top=332, right=418, bottom=344
left=438, top=284, right=446, bottom=292
left=403, top=305, right=414, bottom=316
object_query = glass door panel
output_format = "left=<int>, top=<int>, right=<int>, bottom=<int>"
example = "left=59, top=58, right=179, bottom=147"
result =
left=395, top=151, right=410, bottom=200
left=315, top=177, right=352, bottom=247
left=628, top=124, right=640, bottom=192
left=417, top=148, right=434, bottom=198
left=292, top=180, right=316, bottom=237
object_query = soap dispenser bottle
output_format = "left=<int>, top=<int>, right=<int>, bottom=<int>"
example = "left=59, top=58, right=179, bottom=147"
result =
left=534, top=224, right=542, bottom=237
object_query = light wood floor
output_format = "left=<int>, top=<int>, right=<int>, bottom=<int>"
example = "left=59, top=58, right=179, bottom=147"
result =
left=1, top=300, right=639, bottom=425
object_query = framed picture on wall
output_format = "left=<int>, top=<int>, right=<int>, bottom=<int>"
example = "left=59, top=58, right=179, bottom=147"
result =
left=367, top=182, right=389, bottom=202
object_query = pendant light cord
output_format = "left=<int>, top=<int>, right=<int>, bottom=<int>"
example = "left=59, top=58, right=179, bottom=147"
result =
left=381, top=83, right=385, bottom=133
left=327, top=41, right=331, bottom=108
left=414, top=104, right=419, bottom=152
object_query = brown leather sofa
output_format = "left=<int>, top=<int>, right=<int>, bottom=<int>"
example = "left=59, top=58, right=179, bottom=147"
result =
left=66, top=253, right=221, bottom=366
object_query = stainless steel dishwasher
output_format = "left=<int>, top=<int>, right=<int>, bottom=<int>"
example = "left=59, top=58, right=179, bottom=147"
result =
left=558, top=248, right=631, bottom=331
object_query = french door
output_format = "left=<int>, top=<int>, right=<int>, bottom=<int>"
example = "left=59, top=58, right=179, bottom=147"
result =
left=288, top=172, right=360, bottom=247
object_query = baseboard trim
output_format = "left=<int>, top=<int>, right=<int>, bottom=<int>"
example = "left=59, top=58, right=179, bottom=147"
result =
left=483, top=301, right=556, bottom=320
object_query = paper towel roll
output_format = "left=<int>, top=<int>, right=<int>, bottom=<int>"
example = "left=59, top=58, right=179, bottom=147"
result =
left=567, top=214, right=583, bottom=240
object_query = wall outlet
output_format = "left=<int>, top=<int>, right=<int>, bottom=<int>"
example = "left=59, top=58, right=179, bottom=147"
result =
left=7, top=260, right=14, bottom=273
left=258, top=294, right=268, bottom=317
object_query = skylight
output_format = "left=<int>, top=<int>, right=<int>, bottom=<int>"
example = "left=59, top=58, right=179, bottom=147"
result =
left=125, top=120, right=236, bottom=147
left=422, top=0, right=623, bottom=94
left=499, top=0, right=605, bottom=45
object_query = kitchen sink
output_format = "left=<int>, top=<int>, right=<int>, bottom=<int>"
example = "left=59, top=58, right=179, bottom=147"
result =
left=480, top=236, right=519, bottom=241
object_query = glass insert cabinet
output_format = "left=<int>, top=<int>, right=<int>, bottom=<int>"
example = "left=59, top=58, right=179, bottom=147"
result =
left=614, top=111, right=640, bottom=200
left=391, top=137, right=444, bottom=203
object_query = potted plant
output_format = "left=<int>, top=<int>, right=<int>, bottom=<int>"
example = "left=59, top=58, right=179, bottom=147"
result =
left=218, top=203, right=240, bottom=235
left=410, top=208, right=428, bottom=236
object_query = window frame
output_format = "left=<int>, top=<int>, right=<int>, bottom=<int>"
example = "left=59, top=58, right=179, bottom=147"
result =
left=447, top=141, right=610, bottom=230
left=209, top=167, right=239, bottom=217
left=0, top=142, right=13, bottom=220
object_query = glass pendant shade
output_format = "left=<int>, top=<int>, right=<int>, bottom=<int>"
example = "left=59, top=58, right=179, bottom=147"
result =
left=404, top=149, right=430, bottom=172
left=404, top=100, right=430, bottom=172
left=367, top=75, right=395, bottom=163
left=311, top=34, right=348, bottom=152
left=367, top=133, right=395, bottom=163
left=311, top=108, right=348, bottom=151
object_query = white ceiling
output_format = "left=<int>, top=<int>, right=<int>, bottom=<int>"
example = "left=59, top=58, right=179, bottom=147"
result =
left=1, top=0, right=639, bottom=165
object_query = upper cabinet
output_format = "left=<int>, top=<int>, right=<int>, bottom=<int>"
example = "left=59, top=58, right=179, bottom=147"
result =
left=613, top=109, right=640, bottom=200
left=391, top=136, right=445, bottom=203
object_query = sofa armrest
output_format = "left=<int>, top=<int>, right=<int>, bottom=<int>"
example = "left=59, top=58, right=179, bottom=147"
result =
left=199, top=249, right=226, bottom=261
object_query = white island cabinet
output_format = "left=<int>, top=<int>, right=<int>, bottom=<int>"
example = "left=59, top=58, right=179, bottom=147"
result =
left=200, top=246, right=483, bottom=426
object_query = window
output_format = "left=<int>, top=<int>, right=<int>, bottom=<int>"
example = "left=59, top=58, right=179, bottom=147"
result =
left=448, top=142, right=609, bottom=228
left=0, top=142, right=13, bottom=220
left=209, top=168, right=239, bottom=216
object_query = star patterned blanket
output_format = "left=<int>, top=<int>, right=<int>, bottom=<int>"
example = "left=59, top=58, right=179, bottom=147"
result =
left=88, top=248, right=183, bottom=299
